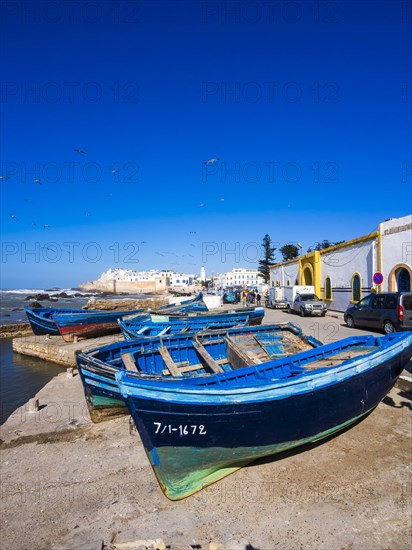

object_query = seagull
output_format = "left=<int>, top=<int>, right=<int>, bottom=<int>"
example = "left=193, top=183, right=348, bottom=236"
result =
left=141, top=241, right=147, bottom=244
left=204, top=157, right=220, bottom=165
left=31, top=222, right=37, bottom=227
left=33, top=178, right=42, bottom=185
left=11, top=214, right=19, bottom=221
left=84, top=212, right=92, bottom=216
left=155, top=252, right=164, bottom=256
left=43, top=224, right=51, bottom=228
left=220, top=198, right=225, bottom=202
left=73, top=149, right=86, bottom=154
left=199, top=203, right=205, bottom=207
left=190, top=231, right=197, bottom=235
left=0, top=175, right=11, bottom=180
left=111, top=169, right=118, bottom=174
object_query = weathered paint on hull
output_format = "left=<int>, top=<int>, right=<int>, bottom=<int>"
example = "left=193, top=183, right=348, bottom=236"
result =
left=59, top=321, right=122, bottom=341
left=86, top=394, right=128, bottom=423
left=119, top=341, right=408, bottom=500
left=148, top=412, right=368, bottom=500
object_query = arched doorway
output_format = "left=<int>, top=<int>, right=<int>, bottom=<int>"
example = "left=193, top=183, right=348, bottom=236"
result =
left=302, top=265, right=313, bottom=285
left=397, top=268, right=411, bottom=292
left=388, top=264, right=412, bottom=291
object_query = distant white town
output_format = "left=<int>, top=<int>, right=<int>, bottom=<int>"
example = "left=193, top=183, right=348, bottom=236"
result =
left=79, top=267, right=264, bottom=294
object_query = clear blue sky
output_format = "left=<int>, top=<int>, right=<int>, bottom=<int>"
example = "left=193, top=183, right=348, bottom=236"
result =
left=1, top=0, right=411, bottom=288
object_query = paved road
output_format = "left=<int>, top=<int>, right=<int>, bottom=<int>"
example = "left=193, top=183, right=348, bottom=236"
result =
left=262, top=305, right=412, bottom=375
left=262, top=306, right=382, bottom=342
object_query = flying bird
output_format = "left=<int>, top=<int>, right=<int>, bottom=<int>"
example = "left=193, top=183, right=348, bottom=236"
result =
left=204, top=157, right=220, bottom=165
left=43, top=224, right=51, bottom=228
left=155, top=252, right=164, bottom=256
left=73, top=149, right=86, bottom=154
left=33, top=178, right=42, bottom=185
left=198, top=203, right=205, bottom=207
left=220, top=198, right=225, bottom=202
left=11, top=214, right=19, bottom=221
left=0, top=175, right=11, bottom=180
left=111, top=169, right=118, bottom=174
left=141, top=241, right=147, bottom=244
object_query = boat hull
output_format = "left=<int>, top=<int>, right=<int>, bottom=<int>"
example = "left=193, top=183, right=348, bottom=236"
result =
left=25, top=307, right=101, bottom=336
left=53, top=309, right=143, bottom=341
left=119, top=314, right=251, bottom=340
left=117, top=333, right=412, bottom=500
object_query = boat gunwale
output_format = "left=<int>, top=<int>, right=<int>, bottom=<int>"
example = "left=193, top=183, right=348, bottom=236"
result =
left=114, top=333, right=412, bottom=403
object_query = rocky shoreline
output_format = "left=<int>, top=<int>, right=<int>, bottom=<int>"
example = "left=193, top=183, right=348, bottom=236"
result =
left=0, top=323, right=33, bottom=339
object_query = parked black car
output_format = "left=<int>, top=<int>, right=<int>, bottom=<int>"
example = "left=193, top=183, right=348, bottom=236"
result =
left=344, top=292, right=412, bottom=334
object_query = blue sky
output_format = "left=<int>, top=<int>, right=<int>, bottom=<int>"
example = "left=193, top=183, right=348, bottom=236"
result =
left=1, top=0, right=411, bottom=288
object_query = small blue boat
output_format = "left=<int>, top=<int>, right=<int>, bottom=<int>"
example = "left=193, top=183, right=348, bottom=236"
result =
left=52, top=308, right=144, bottom=341
left=25, top=307, right=100, bottom=336
left=148, top=306, right=265, bottom=326
left=76, top=323, right=322, bottom=422
left=118, top=307, right=265, bottom=340
left=156, top=292, right=208, bottom=313
left=115, top=331, right=412, bottom=500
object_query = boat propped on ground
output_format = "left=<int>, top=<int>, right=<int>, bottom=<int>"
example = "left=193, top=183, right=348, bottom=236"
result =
left=115, top=331, right=412, bottom=500
left=52, top=308, right=144, bottom=341
left=118, top=307, right=265, bottom=340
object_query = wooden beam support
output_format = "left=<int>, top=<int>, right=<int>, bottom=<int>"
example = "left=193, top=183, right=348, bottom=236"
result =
left=192, top=338, right=223, bottom=373
left=158, top=346, right=181, bottom=376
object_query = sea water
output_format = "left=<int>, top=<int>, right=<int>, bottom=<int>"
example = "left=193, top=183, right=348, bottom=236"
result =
left=0, top=288, right=150, bottom=424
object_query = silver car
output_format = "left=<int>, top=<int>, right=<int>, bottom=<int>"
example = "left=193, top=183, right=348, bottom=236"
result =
left=287, top=293, right=328, bottom=317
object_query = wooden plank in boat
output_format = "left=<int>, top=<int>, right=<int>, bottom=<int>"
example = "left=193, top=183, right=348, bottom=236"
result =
left=158, top=346, right=181, bottom=376
left=162, top=363, right=204, bottom=375
left=252, top=336, right=273, bottom=360
left=225, top=336, right=262, bottom=369
left=192, top=339, right=223, bottom=373
left=160, top=358, right=230, bottom=376
left=302, top=348, right=375, bottom=371
left=121, top=352, right=139, bottom=372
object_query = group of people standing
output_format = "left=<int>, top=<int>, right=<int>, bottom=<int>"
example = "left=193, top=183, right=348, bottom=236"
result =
left=241, top=290, right=261, bottom=307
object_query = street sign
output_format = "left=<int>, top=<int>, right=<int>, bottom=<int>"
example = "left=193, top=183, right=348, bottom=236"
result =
left=373, top=272, right=384, bottom=285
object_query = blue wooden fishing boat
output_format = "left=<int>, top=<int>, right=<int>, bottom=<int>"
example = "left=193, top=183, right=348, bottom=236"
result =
left=155, top=292, right=208, bottom=313
left=143, top=306, right=265, bottom=327
left=52, top=308, right=144, bottom=342
left=76, top=323, right=322, bottom=422
left=25, top=307, right=101, bottom=336
left=115, top=331, right=412, bottom=500
left=118, top=308, right=264, bottom=340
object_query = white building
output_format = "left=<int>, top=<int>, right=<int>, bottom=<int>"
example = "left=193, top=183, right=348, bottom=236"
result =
left=97, top=268, right=195, bottom=286
left=215, top=268, right=264, bottom=289
left=269, top=214, right=412, bottom=312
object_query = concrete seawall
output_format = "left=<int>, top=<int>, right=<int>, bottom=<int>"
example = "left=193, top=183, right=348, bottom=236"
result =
left=12, top=334, right=122, bottom=366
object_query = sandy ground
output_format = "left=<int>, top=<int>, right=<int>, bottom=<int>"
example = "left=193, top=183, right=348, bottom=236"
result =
left=1, top=308, right=411, bottom=550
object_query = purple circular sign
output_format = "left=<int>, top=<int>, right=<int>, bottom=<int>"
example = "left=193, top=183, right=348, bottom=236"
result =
left=373, top=272, right=384, bottom=285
